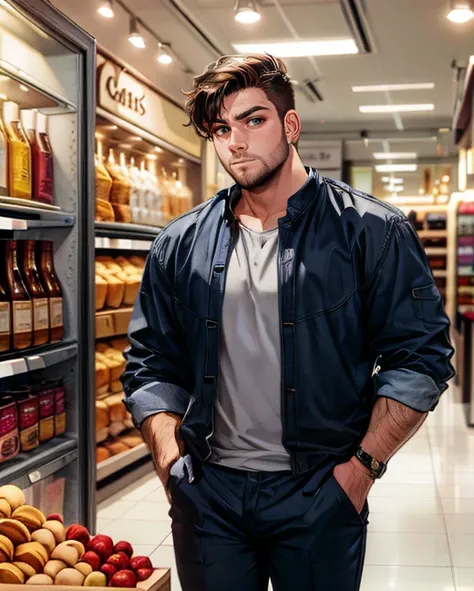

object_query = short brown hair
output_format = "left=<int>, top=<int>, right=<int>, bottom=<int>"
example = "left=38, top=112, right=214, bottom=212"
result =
left=184, top=54, right=295, bottom=139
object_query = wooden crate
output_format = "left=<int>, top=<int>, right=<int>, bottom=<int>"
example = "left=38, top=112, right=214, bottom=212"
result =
left=0, top=567, right=171, bottom=591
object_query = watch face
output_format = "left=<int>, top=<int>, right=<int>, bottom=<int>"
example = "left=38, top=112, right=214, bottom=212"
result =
left=371, top=458, right=380, bottom=472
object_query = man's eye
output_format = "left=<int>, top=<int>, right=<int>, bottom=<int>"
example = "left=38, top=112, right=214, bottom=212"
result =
left=214, top=126, right=230, bottom=137
left=248, top=117, right=264, bottom=127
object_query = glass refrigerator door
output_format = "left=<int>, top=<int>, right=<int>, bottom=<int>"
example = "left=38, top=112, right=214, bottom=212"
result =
left=0, top=0, right=96, bottom=530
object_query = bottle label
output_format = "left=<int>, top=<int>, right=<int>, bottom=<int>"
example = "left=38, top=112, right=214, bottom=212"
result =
left=0, top=135, right=7, bottom=195
left=0, top=402, right=19, bottom=462
left=0, top=302, right=10, bottom=335
left=39, top=390, right=55, bottom=442
left=33, top=298, right=49, bottom=330
left=50, top=297, right=63, bottom=328
left=13, top=301, right=32, bottom=334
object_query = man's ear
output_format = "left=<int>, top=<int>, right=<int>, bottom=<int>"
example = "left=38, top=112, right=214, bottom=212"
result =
left=284, top=110, right=302, bottom=145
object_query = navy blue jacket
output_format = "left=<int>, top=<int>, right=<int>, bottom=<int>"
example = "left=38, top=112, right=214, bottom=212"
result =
left=122, top=169, right=455, bottom=474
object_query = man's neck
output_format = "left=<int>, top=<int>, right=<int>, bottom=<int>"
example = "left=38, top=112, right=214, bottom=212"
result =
left=234, top=149, right=309, bottom=231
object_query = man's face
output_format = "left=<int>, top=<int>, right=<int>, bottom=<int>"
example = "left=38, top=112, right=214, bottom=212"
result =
left=209, top=87, right=290, bottom=190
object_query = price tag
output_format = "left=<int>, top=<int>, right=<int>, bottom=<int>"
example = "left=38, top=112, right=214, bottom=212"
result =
left=28, top=470, right=42, bottom=484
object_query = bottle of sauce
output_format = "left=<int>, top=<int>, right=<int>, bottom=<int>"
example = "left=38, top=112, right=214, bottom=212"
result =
left=21, top=110, right=54, bottom=205
left=19, top=240, right=49, bottom=346
left=0, top=254, right=11, bottom=353
left=37, top=241, right=63, bottom=343
left=3, top=240, right=32, bottom=350
left=0, top=102, right=8, bottom=197
left=3, top=102, right=31, bottom=200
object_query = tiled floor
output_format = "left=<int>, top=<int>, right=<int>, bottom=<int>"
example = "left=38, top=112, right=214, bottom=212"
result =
left=97, top=387, right=474, bottom=590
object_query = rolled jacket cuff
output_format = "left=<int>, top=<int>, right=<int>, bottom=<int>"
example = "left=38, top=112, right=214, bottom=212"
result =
left=374, top=368, right=442, bottom=412
left=124, top=381, right=189, bottom=428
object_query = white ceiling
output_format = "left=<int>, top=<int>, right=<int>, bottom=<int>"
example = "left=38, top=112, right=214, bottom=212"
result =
left=52, top=0, right=474, bottom=176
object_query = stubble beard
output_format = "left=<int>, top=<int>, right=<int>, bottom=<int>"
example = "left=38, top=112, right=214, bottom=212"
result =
left=222, top=133, right=290, bottom=190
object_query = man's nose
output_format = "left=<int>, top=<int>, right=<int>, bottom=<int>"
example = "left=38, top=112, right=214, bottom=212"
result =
left=228, top=129, right=248, bottom=153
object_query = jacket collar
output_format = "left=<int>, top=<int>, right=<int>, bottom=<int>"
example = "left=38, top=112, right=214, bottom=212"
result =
left=222, top=167, right=322, bottom=225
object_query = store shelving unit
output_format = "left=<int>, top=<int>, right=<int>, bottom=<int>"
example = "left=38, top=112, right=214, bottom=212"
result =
left=0, top=0, right=96, bottom=531
left=96, top=442, right=149, bottom=482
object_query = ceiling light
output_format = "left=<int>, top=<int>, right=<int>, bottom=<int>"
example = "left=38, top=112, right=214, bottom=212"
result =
left=128, top=18, right=145, bottom=49
left=352, top=83, right=435, bottom=92
left=374, top=152, right=417, bottom=160
left=233, top=39, right=359, bottom=58
left=442, top=174, right=451, bottom=183
left=97, top=0, right=114, bottom=18
left=0, top=93, right=7, bottom=100
left=130, top=136, right=142, bottom=141
left=146, top=154, right=158, bottom=160
left=447, top=0, right=474, bottom=22
left=157, top=43, right=173, bottom=65
left=360, top=104, right=434, bottom=113
left=154, top=147, right=163, bottom=153
left=381, top=177, right=403, bottom=183
left=19, top=84, right=29, bottom=93
left=376, top=164, right=418, bottom=173
left=234, top=0, right=261, bottom=23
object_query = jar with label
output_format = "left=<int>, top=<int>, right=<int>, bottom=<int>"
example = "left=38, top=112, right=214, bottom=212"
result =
left=32, top=384, right=55, bottom=443
left=0, top=396, right=20, bottom=464
left=0, top=253, right=11, bottom=353
left=19, top=240, right=49, bottom=346
left=53, top=380, right=66, bottom=436
left=10, top=388, right=39, bottom=452
left=37, top=241, right=63, bottom=344
left=3, top=240, right=32, bottom=350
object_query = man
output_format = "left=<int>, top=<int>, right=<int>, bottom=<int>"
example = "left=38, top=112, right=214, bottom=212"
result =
left=122, top=54, right=454, bottom=591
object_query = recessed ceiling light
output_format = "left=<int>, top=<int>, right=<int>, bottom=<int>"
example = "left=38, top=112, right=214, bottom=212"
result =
left=381, top=177, right=404, bottom=183
left=374, top=152, right=417, bottom=160
left=232, top=39, right=359, bottom=58
left=376, top=164, right=418, bottom=172
left=360, top=104, right=434, bottom=113
left=97, top=0, right=114, bottom=18
left=19, top=84, right=29, bottom=93
left=352, top=83, right=435, bottom=92
left=447, top=0, right=474, bottom=22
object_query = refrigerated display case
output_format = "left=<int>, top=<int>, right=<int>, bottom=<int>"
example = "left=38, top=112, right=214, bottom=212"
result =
left=0, top=0, right=96, bottom=531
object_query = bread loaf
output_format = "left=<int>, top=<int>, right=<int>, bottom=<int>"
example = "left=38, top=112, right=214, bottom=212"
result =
left=110, top=380, right=123, bottom=394
left=95, top=342, right=109, bottom=354
left=112, top=204, right=132, bottom=223
left=102, top=275, right=125, bottom=309
left=129, top=256, right=146, bottom=269
left=104, top=394, right=126, bottom=423
left=123, top=276, right=141, bottom=306
left=120, top=433, right=143, bottom=448
left=110, top=338, right=129, bottom=351
left=95, top=198, right=115, bottom=222
left=95, top=275, right=108, bottom=311
left=105, top=440, right=129, bottom=456
left=95, top=359, right=110, bottom=392
left=108, top=422, right=127, bottom=438
left=96, top=446, right=111, bottom=464
left=96, top=351, right=125, bottom=382
left=96, top=401, right=109, bottom=443
left=95, top=157, right=113, bottom=202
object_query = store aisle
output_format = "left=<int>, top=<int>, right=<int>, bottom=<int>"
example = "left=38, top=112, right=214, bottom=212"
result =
left=97, top=387, right=474, bottom=591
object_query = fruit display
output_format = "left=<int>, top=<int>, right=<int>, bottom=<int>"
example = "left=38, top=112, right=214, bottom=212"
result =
left=0, top=484, right=156, bottom=588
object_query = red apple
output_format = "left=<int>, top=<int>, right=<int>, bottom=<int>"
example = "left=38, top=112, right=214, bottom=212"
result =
left=107, top=552, right=130, bottom=571
left=130, top=555, right=152, bottom=572
left=114, top=541, right=133, bottom=558
left=100, top=563, right=117, bottom=583
left=136, top=567, right=154, bottom=582
left=82, top=551, right=101, bottom=571
left=88, top=535, right=114, bottom=562
left=47, top=513, right=63, bottom=523
left=110, top=570, right=137, bottom=588
left=66, top=524, right=91, bottom=547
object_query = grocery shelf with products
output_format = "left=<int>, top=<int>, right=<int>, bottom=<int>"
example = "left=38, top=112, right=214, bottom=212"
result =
left=0, top=0, right=96, bottom=532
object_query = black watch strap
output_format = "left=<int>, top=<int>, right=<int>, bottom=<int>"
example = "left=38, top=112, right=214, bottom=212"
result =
left=355, top=446, right=387, bottom=479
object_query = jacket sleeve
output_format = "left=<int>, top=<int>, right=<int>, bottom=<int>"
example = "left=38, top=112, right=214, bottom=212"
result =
left=363, top=218, right=455, bottom=412
left=121, top=243, right=192, bottom=427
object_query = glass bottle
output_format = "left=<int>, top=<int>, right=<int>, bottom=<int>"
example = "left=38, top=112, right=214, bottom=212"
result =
left=0, top=102, right=8, bottom=197
left=3, top=240, right=32, bottom=350
left=21, top=110, right=54, bottom=205
left=0, top=253, right=11, bottom=353
left=37, top=241, right=63, bottom=344
left=19, top=240, right=49, bottom=346
left=3, top=102, right=31, bottom=200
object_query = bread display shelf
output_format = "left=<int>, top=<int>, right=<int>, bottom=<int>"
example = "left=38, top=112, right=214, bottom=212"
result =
left=433, top=270, right=448, bottom=278
left=1, top=435, right=77, bottom=488
left=96, top=308, right=133, bottom=339
left=97, top=442, right=150, bottom=481
left=95, top=221, right=162, bottom=242
left=0, top=200, right=75, bottom=229
left=0, top=341, right=77, bottom=379
left=96, top=237, right=153, bottom=251
left=0, top=567, right=170, bottom=591
left=425, top=248, right=448, bottom=255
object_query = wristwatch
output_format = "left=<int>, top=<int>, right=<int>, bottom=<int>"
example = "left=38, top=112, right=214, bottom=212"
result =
left=355, top=446, right=387, bottom=479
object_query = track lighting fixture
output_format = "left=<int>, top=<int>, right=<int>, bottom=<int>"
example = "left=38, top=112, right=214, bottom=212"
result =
left=97, top=0, right=114, bottom=18
left=234, top=0, right=261, bottom=24
left=128, top=17, right=146, bottom=49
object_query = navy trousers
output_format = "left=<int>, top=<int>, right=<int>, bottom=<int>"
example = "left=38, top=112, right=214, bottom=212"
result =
left=169, top=456, right=369, bottom=591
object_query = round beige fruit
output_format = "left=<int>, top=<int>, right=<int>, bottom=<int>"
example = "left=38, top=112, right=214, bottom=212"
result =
left=0, top=485, right=25, bottom=511
left=64, top=540, right=85, bottom=559
left=55, top=567, right=85, bottom=586
left=44, top=559, right=67, bottom=579
left=12, top=505, right=46, bottom=532
left=0, top=535, right=14, bottom=561
left=26, top=573, right=54, bottom=585
left=0, top=563, right=25, bottom=584
left=51, top=542, right=79, bottom=567
left=13, top=561, right=36, bottom=579
left=31, top=528, right=56, bottom=555
left=75, top=561, right=93, bottom=577
left=0, top=499, right=11, bottom=519
left=42, top=520, right=66, bottom=544
left=84, top=571, right=107, bottom=586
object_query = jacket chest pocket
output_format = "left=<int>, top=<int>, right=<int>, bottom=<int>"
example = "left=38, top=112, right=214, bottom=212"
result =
left=295, top=246, right=357, bottom=320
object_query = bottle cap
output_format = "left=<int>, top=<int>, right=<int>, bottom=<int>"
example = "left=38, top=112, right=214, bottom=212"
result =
left=36, top=112, right=48, bottom=134
left=3, top=101, right=19, bottom=123
left=20, top=109, right=37, bottom=132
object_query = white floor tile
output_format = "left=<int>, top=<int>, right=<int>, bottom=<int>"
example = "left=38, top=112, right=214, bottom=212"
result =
left=144, top=487, right=170, bottom=504
left=361, top=566, right=455, bottom=591
left=161, top=533, right=174, bottom=546
left=119, top=477, right=161, bottom=502
left=369, top=496, right=443, bottom=515
left=149, top=546, right=181, bottom=591
left=130, top=544, right=160, bottom=557
left=449, top=534, right=474, bottom=567
left=445, top=514, right=474, bottom=535
left=454, top=568, right=474, bottom=590
left=365, top=533, right=451, bottom=567
left=441, top=498, right=474, bottom=514
left=368, top=513, right=446, bottom=534
left=381, top=471, right=436, bottom=485
left=100, top=519, right=171, bottom=546
left=437, top=482, right=474, bottom=498
left=369, top=482, right=437, bottom=498
left=120, top=501, right=171, bottom=522
left=95, top=517, right=113, bottom=533
left=97, top=500, right=137, bottom=520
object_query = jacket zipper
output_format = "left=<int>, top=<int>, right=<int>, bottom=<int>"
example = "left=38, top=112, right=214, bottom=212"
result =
left=372, top=355, right=382, bottom=377
left=277, top=221, right=290, bottom=458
